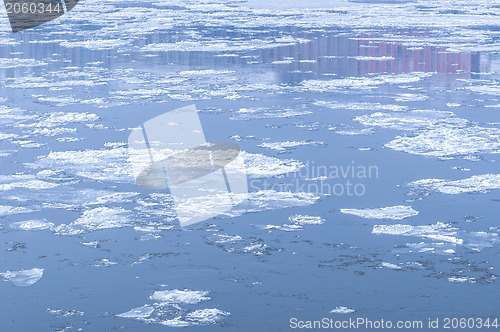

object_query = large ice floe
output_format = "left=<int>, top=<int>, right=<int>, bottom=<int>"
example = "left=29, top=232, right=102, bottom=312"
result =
left=340, top=206, right=418, bottom=220
left=408, top=174, right=500, bottom=195
left=355, top=110, right=500, bottom=159
left=117, top=289, right=229, bottom=327
left=54, top=207, right=131, bottom=236
left=30, top=149, right=303, bottom=183
left=0, top=268, right=44, bottom=287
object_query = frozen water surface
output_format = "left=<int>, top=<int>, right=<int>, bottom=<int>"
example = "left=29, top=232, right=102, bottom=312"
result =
left=1, top=0, right=500, bottom=330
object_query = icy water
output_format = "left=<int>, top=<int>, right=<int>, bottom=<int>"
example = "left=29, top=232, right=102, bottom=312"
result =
left=1, top=0, right=500, bottom=331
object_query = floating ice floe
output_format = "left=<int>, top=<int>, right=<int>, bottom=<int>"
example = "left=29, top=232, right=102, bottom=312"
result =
left=60, top=39, right=131, bottom=50
left=54, top=207, right=131, bottom=236
left=348, top=56, right=395, bottom=61
left=392, top=93, right=429, bottom=102
left=10, top=220, right=55, bottom=231
left=185, top=309, right=230, bottom=325
left=240, top=151, right=304, bottom=177
left=7, top=188, right=139, bottom=210
left=0, top=174, right=60, bottom=191
left=136, top=189, right=318, bottom=224
left=330, top=307, right=355, bottom=314
left=302, top=73, right=434, bottom=92
left=215, top=190, right=320, bottom=219
left=150, top=290, right=210, bottom=304
left=289, top=214, right=324, bottom=225
left=0, top=205, right=37, bottom=216
left=353, top=109, right=500, bottom=159
left=314, top=101, right=408, bottom=112
left=31, top=148, right=303, bottom=184
left=334, top=128, right=374, bottom=136
left=381, top=262, right=401, bottom=270
left=0, top=268, right=44, bottom=287
left=231, top=107, right=312, bottom=120
left=340, top=206, right=418, bottom=220
left=408, top=174, right=500, bottom=195
left=258, top=140, right=323, bottom=152
left=262, top=224, right=304, bottom=232
left=141, top=37, right=309, bottom=53
left=373, top=222, right=499, bottom=251
left=117, top=289, right=229, bottom=327
left=262, top=214, right=324, bottom=232
left=394, top=242, right=457, bottom=255
left=206, top=232, right=279, bottom=255
left=93, top=258, right=118, bottom=267
left=448, top=276, right=477, bottom=283
left=0, top=58, right=47, bottom=68
left=386, top=126, right=500, bottom=158
left=31, top=147, right=134, bottom=183
left=354, top=110, right=466, bottom=131
left=46, top=309, right=84, bottom=317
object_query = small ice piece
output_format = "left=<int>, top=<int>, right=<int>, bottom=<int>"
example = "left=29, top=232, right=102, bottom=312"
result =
left=289, top=214, right=324, bottom=225
left=80, top=241, right=100, bottom=248
left=46, top=309, right=84, bottom=317
left=395, top=242, right=457, bottom=255
left=381, top=262, right=401, bottom=270
left=341, top=206, right=418, bottom=220
left=0, top=268, right=44, bottom=286
left=263, top=214, right=324, bottom=232
left=150, top=290, right=210, bottom=304
left=448, top=276, right=476, bottom=283
left=263, top=224, right=303, bottom=232
left=330, top=306, right=355, bottom=314
left=93, top=259, right=118, bottom=267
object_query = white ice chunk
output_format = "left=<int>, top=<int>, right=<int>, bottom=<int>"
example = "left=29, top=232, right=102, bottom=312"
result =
left=0, top=268, right=44, bottom=287
left=341, top=206, right=418, bottom=220
left=330, top=306, right=355, bottom=314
